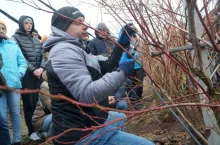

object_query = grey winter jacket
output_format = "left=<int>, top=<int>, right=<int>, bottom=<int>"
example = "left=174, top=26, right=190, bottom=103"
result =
left=44, top=27, right=125, bottom=104
left=43, top=26, right=125, bottom=143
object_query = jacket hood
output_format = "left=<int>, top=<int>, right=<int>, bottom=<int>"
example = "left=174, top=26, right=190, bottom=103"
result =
left=18, top=15, right=35, bottom=33
left=43, top=26, right=87, bottom=52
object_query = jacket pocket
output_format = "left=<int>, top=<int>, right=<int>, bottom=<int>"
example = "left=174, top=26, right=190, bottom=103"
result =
left=6, top=70, right=22, bottom=88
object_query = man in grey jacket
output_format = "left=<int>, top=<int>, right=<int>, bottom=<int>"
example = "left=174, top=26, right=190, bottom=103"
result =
left=43, top=6, right=154, bottom=145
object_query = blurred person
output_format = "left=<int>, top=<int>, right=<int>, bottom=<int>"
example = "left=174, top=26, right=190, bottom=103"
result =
left=0, top=20, right=27, bottom=145
left=13, top=15, right=45, bottom=141
left=32, top=29, right=39, bottom=39
left=43, top=6, right=154, bottom=145
left=32, top=71, right=52, bottom=138
left=127, top=34, right=145, bottom=110
left=88, top=23, right=114, bottom=57
left=89, top=23, right=128, bottom=110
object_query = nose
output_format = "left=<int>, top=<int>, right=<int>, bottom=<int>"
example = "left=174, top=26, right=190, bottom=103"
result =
left=83, top=24, right=88, bottom=31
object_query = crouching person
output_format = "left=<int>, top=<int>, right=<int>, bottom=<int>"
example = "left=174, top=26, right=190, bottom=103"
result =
left=43, top=6, right=154, bottom=145
left=32, top=71, right=52, bottom=138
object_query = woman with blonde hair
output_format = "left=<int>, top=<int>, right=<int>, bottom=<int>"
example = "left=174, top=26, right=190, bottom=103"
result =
left=0, top=20, right=27, bottom=145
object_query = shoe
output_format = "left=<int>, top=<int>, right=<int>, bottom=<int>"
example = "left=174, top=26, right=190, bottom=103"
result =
left=39, top=132, right=48, bottom=139
left=29, top=132, right=41, bottom=141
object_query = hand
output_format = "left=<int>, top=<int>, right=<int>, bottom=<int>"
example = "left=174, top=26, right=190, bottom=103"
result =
left=108, top=96, right=116, bottom=105
left=118, top=23, right=137, bottom=46
left=38, top=68, right=44, bottom=75
left=33, top=68, right=44, bottom=78
left=119, top=52, right=135, bottom=77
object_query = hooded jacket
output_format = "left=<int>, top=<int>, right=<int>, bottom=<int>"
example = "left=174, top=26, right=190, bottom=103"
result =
left=0, top=39, right=27, bottom=88
left=13, top=16, right=45, bottom=72
left=43, top=26, right=125, bottom=143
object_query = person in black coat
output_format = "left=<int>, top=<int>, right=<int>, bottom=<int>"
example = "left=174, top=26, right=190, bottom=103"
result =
left=13, top=15, right=45, bottom=140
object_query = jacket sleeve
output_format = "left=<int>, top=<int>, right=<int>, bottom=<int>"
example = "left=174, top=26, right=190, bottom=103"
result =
left=88, top=40, right=97, bottom=55
left=99, top=45, right=123, bottom=75
left=114, top=82, right=126, bottom=100
left=16, top=45, right=27, bottom=77
left=12, top=35, right=36, bottom=72
left=26, top=60, right=36, bottom=71
left=40, top=48, right=46, bottom=69
left=49, top=44, right=126, bottom=104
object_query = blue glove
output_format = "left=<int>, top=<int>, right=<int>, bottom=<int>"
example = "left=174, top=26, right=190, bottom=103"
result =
left=119, top=52, right=135, bottom=77
left=118, top=23, right=136, bottom=46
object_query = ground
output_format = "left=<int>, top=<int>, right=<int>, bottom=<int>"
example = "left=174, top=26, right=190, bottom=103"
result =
left=11, top=79, right=196, bottom=145
left=16, top=111, right=194, bottom=145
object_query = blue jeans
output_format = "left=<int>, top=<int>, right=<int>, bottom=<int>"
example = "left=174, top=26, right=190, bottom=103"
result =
left=0, top=91, right=21, bottom=143
left=0, top=99, right=11, bottom=145
left=115, top=82, right=128, bottom=110
left=76, top=111, right=154, bottom=145
left=40, top=114, right=53, bottom=137
left=116, top=99, right=128, bottom=110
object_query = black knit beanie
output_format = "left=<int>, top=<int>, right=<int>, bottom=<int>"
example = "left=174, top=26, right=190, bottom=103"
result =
left=52, top=6, right=84, bottom=31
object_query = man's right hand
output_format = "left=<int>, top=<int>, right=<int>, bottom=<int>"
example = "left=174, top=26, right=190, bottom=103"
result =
left=108, top=96, right=116, bottom=105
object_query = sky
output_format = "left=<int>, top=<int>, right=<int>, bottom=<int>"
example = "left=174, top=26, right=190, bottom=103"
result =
left=1, top=0, right=214, bottom=39
left=0, top=0, right=121, bottom=38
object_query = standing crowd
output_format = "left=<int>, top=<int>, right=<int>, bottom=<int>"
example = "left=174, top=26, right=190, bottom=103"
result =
left=0, top=6, right=153, bottom=145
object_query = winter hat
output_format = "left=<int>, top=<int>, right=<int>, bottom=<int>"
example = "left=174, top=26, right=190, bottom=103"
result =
left=33, top=29, right=38, bottom=33
left=18, top=15, right=35, bottom=33
left=23, top=17, right=33, bottom=25
left=52, top=6, right=84, bottom=31
left=96, top=23, right=108, bottom=30
left=0, top=20, right=7, bottom=32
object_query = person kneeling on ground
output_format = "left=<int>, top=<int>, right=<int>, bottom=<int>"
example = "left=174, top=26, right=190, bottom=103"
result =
left=32, top=71, right=52, bottom=138
left=43, top=6, right=155, bottom=145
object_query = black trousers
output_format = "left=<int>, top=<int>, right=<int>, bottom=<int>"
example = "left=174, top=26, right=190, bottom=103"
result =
left=21, top=70, right=42, bottom=135
left=128, top=68, right=145, bottom=102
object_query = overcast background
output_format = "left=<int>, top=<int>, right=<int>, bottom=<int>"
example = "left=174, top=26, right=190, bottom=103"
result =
left=0, top=0, right=121, bottom=38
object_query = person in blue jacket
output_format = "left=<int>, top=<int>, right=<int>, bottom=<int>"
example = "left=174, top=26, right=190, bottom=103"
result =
left=127, top=34, right=145, bottom=110
left=0, top=20, right=27, bottom=145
